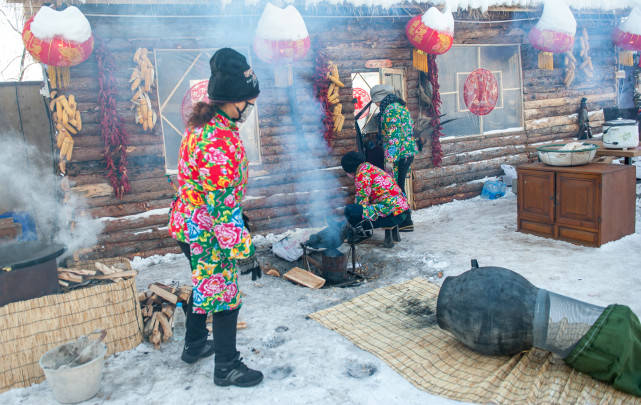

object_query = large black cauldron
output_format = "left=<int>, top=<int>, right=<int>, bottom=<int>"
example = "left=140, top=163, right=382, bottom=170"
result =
left=0, top=241, right=65, bottom=306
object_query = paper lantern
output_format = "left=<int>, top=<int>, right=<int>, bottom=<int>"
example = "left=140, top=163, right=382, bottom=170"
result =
left=22, top=6, right=93, bottom=89
left=254, top=3, right=310, bottom=87
left=528, top=2, right=576, bottom=70
left=405, top=7, right=454, bottom=73
left=612, top=7, right=641, bottom=66
left=463, top=69, right=498, bottom=116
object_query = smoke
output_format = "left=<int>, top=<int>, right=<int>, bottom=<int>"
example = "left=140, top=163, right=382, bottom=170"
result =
left=0, top=133, right=103, bottom=259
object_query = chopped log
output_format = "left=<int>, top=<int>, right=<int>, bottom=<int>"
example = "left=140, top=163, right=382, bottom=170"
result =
left=237, top=321, right=247, bottom=330
left=177, top=286, right=192, bottom=303
left=58, top=272, right=83, bottom=283
left=91, top=270, right=137, bottom=280
left=283, top=267, right=325, bottom=289
left=58, top=267, right=97, bottom=276
left=149, top=283, right=178, bottom=304
left=141, top=303, right=153, bottom=318
left=58, top=280, right=70, bottom=287
left=144, top=312, right=157, bottom=337
left=161, top=302, right=175, bottom=318
left=265, top=269, right=281, bottom=277
left=156, top=312, right=172, bottom=342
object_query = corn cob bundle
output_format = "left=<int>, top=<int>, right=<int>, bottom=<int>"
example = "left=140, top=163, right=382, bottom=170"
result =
left=326, top=62, right=345, bottom=133
left=130, top=48, right=157, bottom=131
left=50, top=91, right=82, bottom=174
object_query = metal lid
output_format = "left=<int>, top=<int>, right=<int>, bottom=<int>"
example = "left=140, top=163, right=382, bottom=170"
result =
left=604, top=118, right=637, bottom=126
left=0, top=241, right=66, bottom=269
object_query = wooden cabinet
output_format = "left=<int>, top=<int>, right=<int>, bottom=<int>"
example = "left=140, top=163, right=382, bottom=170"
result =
left=517, top=163, right=636, bottom=247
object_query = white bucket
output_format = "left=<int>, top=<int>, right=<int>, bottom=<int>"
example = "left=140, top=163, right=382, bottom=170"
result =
left=39, top=341, right=107, bottom=404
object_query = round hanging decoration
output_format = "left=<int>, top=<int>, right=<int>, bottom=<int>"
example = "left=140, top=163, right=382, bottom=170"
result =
left=405, top=7, right=454, bottom=73
left=612, top=7, right=641, bottom=66
left=181, top=80, right=210, bottom=125
left=353, top=87, right=371, bottom=118
left=528, top=1, right=575, bottom=70
left=22, top=6, right=93, bottom=89
left=254, top=3, right=310, bottom=87
left=463, top=68, right=498, bottom=116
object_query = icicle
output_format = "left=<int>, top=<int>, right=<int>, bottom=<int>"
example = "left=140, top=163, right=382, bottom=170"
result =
left=413, top=49, right=429, bottom=73
left=538, top=52, right=554, bottom=70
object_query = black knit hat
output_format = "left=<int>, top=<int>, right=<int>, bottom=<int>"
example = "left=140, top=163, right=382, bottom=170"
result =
left=341, top=151, right=366, bottom=173
left=207, top=48, right=260, bottom=103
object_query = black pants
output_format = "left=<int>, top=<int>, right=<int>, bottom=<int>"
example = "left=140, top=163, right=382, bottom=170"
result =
left=395, top=155, right=414, bottom=195
left=344, top=204, right=408, bottom=228
left=178, top=241, right=238, bottom=362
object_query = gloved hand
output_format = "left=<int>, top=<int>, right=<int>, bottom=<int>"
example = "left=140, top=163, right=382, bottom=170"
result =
left=240, top=256, right=262, bottom=280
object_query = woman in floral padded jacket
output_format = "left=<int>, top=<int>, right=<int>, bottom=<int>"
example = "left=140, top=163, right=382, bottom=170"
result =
left=341, top=151, right=410, bottom=248
left=168, top=48, right=262, bottom=388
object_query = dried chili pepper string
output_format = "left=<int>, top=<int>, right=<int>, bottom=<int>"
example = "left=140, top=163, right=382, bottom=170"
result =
left=95, top=37, right=131, bottom=198
left=427, top=54, right=443, bottom=167
left=313, top=48, right=334, bottom=146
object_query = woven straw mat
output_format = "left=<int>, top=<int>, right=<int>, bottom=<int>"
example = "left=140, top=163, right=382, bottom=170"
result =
left=0, top=277, right=143, bottom=393
left=309, top=278, right=640, bottom=404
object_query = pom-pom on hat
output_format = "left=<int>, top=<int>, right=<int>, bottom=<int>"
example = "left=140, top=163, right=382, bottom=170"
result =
left=207, top=48, right=260, bottom=103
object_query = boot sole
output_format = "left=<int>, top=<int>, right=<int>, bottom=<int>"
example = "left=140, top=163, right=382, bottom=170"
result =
left=214, top=374, right=263, bottom=387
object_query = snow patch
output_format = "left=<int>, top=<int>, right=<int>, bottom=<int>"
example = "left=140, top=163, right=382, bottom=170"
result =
left=99, top=208, right=169, bottom=222
left=30, top=6, right=92, bottom=42
left=421, top=7, right=454, bottom=34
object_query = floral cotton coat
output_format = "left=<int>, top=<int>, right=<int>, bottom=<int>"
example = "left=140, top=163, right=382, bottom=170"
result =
left=380, top=103, right=417, bottom=179
left=168, top=111, right=254, bottom=314
left=355, top=162, right=410, bottom=221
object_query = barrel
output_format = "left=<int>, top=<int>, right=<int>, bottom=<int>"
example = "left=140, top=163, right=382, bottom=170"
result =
left=436, top=266, right=539, bottom=356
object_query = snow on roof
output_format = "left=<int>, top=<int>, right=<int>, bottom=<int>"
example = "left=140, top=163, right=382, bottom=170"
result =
left=277, top=0, right=641, bottom=12
left=255, top=3, right=309, bottom=41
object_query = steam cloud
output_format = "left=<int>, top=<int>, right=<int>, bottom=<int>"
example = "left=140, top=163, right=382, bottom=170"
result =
left=0, top=133, right=103, bottom=259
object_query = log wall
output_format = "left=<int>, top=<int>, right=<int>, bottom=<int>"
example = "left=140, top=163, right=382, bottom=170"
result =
left=62, top=10, right=618, bottom=261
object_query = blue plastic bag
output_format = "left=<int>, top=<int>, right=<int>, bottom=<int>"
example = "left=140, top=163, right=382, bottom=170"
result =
left=481, top=180, right=507, bottom=200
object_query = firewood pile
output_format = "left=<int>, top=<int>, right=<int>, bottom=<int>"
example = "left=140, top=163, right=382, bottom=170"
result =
left=58, top=258, right=136, bottom=288
left=138, top=283, right=191, bottom=349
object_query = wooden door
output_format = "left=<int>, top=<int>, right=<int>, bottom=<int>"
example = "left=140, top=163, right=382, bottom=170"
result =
left=518, top=169, right=555, bottom=223
left=556, top=172, right=600, bottom=230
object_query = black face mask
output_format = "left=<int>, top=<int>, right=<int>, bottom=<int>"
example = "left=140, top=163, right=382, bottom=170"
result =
left=233, top=101, right=254, bottom=123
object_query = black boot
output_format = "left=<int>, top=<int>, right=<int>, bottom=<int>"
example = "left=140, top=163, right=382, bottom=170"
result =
left=214, top=352, right=263, bottom=387
left=399, top=213, right=414, bottom=232
left=181, top=336, right=215, bottom=364
left=383, top=229, right=394, bottom=248
left=392, top=226, right=401, bottom=242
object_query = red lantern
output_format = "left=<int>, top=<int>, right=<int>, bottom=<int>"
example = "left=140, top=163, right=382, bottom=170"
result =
left=612, top=7, right=641, bottom=66
left=22, top=6, right=93, bottom=89
left=528, top=2, right=575, bottom=70
left=463, top=69, right=499, bottom=116
left=254, top=4, right=310, bottom=87
left=405, top=7, right=454, bottom=73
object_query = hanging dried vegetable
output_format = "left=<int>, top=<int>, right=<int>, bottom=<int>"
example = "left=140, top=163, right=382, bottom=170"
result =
left=326, top=62, right=345, bottom=133
left=427, top=54, right=443, bottom=167
left=130, top=48, right=157, bottom=131
left=95, top=37, right=130, bottom=199
left=313, top=51, right=335, bottom=145
left=50, top=91, right=82, bottom=174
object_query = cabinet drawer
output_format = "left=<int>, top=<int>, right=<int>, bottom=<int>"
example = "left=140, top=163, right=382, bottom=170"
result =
left=558, top=226, right=598, bottom=246
left=519, top=220, right=554, bottom=237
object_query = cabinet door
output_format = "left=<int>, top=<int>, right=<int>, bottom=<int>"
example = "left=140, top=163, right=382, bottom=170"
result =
left=518, top=169, right=555, bottom=223
left=556, top=172, right=600, bottom=230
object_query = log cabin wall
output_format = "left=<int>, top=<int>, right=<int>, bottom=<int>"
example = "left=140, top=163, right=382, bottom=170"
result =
left=62, top=7, right=618, bottom=262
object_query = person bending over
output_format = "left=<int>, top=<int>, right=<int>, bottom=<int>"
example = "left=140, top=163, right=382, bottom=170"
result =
left=341, top=151, right=410, bottom=248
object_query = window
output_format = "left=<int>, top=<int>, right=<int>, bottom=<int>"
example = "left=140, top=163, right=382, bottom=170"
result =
left=351, top=68, right=406, bottom=132
left=436, top=45, right=523, bottom=137
left=154, top=49, right=261, bottom=173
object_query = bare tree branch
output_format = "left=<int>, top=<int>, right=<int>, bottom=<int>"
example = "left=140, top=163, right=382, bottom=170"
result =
left=0, top=6, right=21, bottom=34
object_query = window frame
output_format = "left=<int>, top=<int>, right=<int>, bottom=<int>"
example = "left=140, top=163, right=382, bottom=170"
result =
left=437, top=43, right=525, bottom=138
left=153, top=48, right=262, bottom=175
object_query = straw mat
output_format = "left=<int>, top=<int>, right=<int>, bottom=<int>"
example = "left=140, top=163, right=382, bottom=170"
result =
left=309, top=278, right=640, bottom=404
left=0, top=277, right=143, bottom=393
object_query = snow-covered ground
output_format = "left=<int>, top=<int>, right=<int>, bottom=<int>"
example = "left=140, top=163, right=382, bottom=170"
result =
left=2, top=184, right=640, bottom=405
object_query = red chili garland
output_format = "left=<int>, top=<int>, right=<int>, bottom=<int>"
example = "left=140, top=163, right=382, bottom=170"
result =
left=312, top=50, right=334, bottom=146
left=95, top=37, right=130, bottom=198
left=427, top=54, right=443, bottom=167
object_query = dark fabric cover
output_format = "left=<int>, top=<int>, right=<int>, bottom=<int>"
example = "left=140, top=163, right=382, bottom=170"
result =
left=565, top=304, right=641, bottom=397
left=207, top=48, right=260, bottom=103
